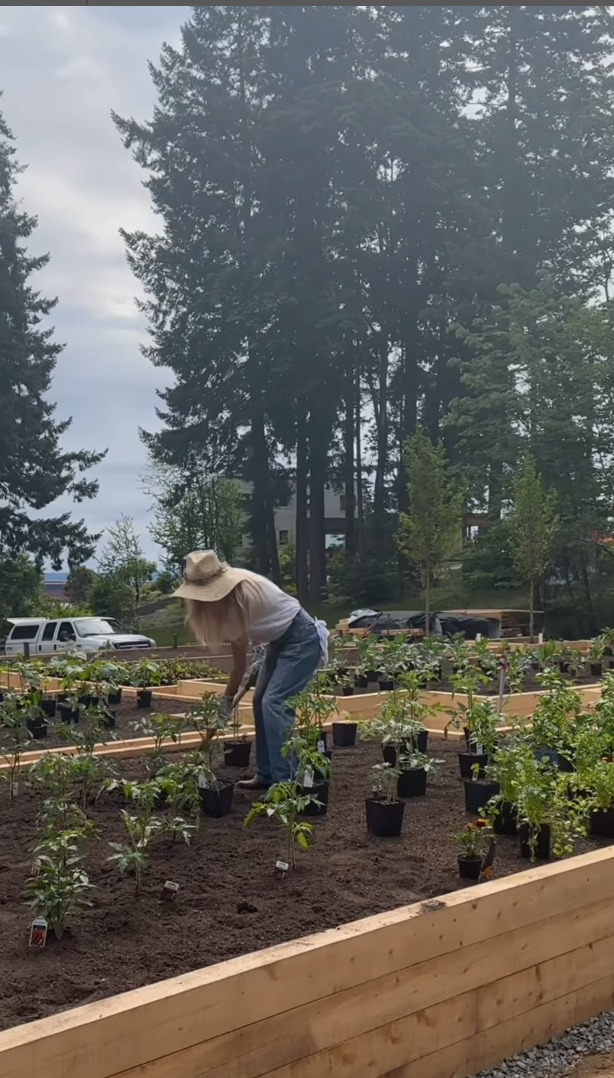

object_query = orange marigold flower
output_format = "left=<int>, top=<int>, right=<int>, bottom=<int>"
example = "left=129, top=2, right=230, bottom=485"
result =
left=475, top=819, right=488, bottom=829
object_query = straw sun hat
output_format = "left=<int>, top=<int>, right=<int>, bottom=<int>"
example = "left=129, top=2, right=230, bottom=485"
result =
left=172, top=551, right=249, bottom=603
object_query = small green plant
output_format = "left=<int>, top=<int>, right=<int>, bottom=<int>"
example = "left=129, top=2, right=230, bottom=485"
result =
left=135, top=711, right=187, bottom=776
left=243, top=736, right=325, bottom=868
left=107, top=779, right=168, bottom=894
left=156, top=760, right=200, bottom=841
left=244, top=784, right=316, bottom=869
left=397, top=749, right=442, bottom=774
left=25, top=828, right=94, bottom=940
left=370, top=761, right=401, bottom=803
left=0, top=694, right=33, bottom=797
left=190, top=692, right=230, bottom=789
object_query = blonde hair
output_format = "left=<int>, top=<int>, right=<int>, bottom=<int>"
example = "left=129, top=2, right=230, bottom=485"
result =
left=186, top=577, right=266, bottom=645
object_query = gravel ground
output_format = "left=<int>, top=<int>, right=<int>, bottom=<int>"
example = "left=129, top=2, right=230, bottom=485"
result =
left=476, top=1013, right=614, bottom=1078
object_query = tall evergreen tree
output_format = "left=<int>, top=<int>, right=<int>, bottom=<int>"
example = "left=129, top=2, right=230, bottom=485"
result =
left=0, top=103, right=104, bottom=567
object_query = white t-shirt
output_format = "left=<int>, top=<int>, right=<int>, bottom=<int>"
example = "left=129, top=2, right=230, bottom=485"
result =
left=241, top=569, right=300, bottom=645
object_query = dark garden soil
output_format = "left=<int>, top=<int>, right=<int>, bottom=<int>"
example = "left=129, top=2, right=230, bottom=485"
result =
left=0, top=710, right=610, bottom=1034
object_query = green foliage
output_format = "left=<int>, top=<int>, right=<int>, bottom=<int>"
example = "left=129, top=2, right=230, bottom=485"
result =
left=26, top=829, right=94, bottom=940
left=97, top=515, right=156, bottom=619
left=508, top=454, right=558, bottom=639
left=144, top=462, right=244, bottom=574
left=396, top=429, right=463, bottom=632
left=327, top=550, right=403, bottom=607
left=0, top=105, right=104, bottom=566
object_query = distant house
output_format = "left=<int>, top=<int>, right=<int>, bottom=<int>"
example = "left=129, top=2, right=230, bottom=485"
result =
left=236, top=481, right=349, bottom=549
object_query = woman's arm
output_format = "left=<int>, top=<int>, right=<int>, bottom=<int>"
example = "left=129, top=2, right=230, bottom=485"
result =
left=224, top=639, right=248, bottom=702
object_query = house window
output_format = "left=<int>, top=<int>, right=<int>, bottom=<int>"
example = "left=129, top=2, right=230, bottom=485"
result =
left=279, top=530, right=289, bottom=546
left=278, top=494, right=289, bottom=508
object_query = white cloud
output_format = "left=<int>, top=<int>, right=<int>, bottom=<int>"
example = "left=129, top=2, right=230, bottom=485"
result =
left=0, top=5, right=191, bottom=559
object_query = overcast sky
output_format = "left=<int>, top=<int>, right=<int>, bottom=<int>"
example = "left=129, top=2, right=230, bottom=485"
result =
left=0, top=6, right=191, bottom=561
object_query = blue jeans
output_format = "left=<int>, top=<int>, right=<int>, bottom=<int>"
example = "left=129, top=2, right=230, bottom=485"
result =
left=252, top=610, right=321, bottom=785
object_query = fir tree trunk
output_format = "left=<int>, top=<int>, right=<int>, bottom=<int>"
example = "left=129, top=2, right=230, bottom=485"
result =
left=356, top=371, right=364, bottom=555
left=308, top=413, right=327, bottom=602
left=344, top=357, right=357, bottom=555
left=425, top=567, right=431, bottom=638
left=373, top=335, right=389, bottom=528
left=529, top=578, right=534, bottom=643
left=296, top=402, right=309, bottom=604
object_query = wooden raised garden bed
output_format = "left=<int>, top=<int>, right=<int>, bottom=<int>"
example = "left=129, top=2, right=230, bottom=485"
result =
left=2, top=847, right=614, bottom=1078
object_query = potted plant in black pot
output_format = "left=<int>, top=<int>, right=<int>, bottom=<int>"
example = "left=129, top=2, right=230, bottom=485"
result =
left=129, top=660, right=163, bottom=709
left=456, top=820, right=492, bottom=881
left=530, top=670, right=583, bottom=771
left=223, top=704, right=253, bottom=768
left=290, top=735, right=332, bottom=818
left=515, top=751, right=586, bottom=861
left=191, top=692, right=234, bottom=817
left=582, top=756, right=614, bottom=839
left=332, top=708, right=358, bottom=747
left=396, top=749, right=442, bottom=798
left=481, top=737, right=527, bottom=835
left=365, top=762, right=405, bottom=837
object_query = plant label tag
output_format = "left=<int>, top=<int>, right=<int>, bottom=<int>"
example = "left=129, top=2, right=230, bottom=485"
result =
left=538, top=632, right=544, bottom=645
left=275, top=860, right=289, bottom=874
left=476, top=633, right=481, bottom=642
left=162, top=881, right=180, bottom=902
left=317, top=739, right=325, bottom=754
left=303, top=768, right=314, bottom=789
left=197, top=772, right=208, bottom=789
left=475, top=742, right=483, bottom=755
left=9, top=782, right=18, bottom=798
left=29, top=917, right=48, bottom=948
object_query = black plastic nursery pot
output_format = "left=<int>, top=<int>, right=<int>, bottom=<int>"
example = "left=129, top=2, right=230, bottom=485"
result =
left=58, top=703, right=80, bottom=725
left=300, top=780, right=329, bottom=817
left=26, top=717, right=48, bottom=740
left=108, top=689, right=122, bottom=706
left=397, top=768, right=427, bottom=798
left=590, top=807, right=614, bottom=839
left=378, top=679, right=394, bottom=692
left=199, top=780, right=235, bottom=818
left=40, top=698, right=56, bottom=719
left=223, top=740, right=252, bottom=768
left=101, top=710, right=116, bottom=730
left=365, top=797, right=405, bottom=838
left=463, top=779, right=499, bottom=815
left=458, top=751, right=488, bottom=781
left=365, top=670, right=382, bottom=684
left=533, top=748, right=559, bottom=768
left=519, top=822, right=551, bottom=861
left=341, top=686, right=354, bottom=697
left=458, top=855, right=482, bottom=881
left=332, top=721, right=357, bottom=747
left=492, top=800, right=518, bottom=836
left=136, top=689, right=153, bottom=709
left=354, top=675, right=369, bottom=690
left=590, top=663, right=603, bottom=678
left=80, top=695, right=100, bottom=709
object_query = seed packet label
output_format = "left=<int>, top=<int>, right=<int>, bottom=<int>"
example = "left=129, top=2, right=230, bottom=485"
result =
left=197, top=773, right=208, bottom=789
left=475, top=742, right=483, bottom=755
left=317, top=740, right=325, bottom=754
left=303, top=768, right=314, bottom=789
left=275, top=860, right=289, bottom=873
left=9, top=782, right=18, bottom=797
left=163, top=881, right=180, bottom=901
left=29, top=918, right=48, bottom=948
left=538, top=632, right=544, bottom=645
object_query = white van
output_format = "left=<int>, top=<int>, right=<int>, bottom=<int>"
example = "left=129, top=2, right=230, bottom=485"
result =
left=3, top=617, right=156, bottom=657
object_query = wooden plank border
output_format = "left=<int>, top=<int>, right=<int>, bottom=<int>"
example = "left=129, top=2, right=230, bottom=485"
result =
left=2, top=849, right=614, bottom=1078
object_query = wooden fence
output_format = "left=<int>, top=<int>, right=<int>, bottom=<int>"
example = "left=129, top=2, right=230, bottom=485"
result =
left=2, top=847, right=614, bottom=1078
